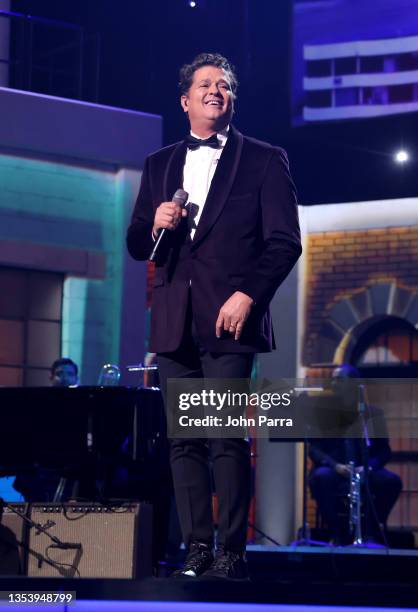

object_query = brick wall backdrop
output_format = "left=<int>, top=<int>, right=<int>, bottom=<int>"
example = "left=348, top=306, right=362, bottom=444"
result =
left=303, top=226, right=418, bottom=367
left=303, top=225, right=418, bottom=533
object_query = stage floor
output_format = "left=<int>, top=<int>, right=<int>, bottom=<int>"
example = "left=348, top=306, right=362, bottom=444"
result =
left=1, top=545, right=417, bottom=609
left=0, top=604, right=416, bottom=612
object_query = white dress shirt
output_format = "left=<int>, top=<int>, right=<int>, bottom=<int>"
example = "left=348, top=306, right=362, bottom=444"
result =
left=183, top=126, right=228, bottom=240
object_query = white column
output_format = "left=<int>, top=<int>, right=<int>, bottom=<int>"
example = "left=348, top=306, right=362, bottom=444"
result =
left=256, top=264, right=301, bottom=545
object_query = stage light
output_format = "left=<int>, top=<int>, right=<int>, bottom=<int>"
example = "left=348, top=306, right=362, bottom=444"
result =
left=394, top=150, right=409, bottom=164
left=188, top=0, right=197, bottom=7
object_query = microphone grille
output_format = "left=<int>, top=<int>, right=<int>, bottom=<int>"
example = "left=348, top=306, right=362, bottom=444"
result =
left=172, top=189, right=189, bottom=206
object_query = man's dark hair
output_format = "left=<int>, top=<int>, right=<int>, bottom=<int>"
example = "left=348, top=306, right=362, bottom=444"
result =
left=179, top=53, right=238, bottom=97
left=51, top=357, right=78, bottom=376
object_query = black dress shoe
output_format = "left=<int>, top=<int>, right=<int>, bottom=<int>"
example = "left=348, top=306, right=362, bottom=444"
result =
left=201, top=546, right=249, bottom=580
left=170, top=541, right=214, bottom=578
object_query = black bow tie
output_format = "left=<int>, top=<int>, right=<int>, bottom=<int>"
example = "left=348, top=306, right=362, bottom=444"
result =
left=185, top=133, right=220, bottom=150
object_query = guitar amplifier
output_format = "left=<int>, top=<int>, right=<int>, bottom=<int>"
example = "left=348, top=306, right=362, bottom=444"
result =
left=0, top=503, right=28, bottom=575
left=27, top=503, right=152, bottom=578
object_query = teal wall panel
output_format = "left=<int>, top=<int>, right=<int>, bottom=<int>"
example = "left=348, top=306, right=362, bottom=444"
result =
left=0, top=153, right=141, bottom=384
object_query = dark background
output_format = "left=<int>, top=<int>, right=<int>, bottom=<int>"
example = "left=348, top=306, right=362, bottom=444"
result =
left=9, top=0, right=418, bottom=205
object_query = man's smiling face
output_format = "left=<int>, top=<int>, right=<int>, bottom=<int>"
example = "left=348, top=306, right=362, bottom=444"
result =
left=181, top=65, right=234, bottom=136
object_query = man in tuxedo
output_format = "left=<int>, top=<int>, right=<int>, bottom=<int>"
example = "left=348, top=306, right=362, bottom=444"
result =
left=127, top=53, right=301, bottom=579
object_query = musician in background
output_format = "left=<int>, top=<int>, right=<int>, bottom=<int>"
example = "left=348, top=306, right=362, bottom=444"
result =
left=13, top=357, right=80, bottom=502
left=309, top=365, right=402, bottom=544
left=50, top=357, right=79, bottom=387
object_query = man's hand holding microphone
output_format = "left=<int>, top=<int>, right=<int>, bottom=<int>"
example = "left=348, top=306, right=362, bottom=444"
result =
left=152, top=201, right=188, bottom=237
left=149, top=189, right=189, bottom=261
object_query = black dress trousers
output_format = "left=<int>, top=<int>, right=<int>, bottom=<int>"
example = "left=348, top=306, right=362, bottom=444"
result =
left=157, top=298, right=254, bottom=553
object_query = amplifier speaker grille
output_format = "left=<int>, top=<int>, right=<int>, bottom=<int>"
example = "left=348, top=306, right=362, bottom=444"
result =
left=27, top=503, right=152, bottom=578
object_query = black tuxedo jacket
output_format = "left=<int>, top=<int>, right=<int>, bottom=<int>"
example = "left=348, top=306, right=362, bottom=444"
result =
left=127, top=125, right=302, bottom=353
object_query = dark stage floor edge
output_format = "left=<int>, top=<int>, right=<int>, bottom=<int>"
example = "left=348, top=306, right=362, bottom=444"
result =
left=1, top=546, right=418, bottom=609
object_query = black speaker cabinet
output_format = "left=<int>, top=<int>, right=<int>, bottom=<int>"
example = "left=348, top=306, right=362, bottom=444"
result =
left=27, top=503, right=152, bottom=578
left=0, top=503, right=28, bottom=575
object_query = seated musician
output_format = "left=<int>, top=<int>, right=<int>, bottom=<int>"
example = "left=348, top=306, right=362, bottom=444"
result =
left=308, top=365, right=402, bottom=544
left=49, top=357, right=79, bottom=387
left=13, top=358, right=79, bottom=502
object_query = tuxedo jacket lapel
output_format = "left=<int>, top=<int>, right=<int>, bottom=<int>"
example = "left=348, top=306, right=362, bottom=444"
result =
left=191, top=125, right=243, bottom=249
left=163, top=141, right=187, bottom=202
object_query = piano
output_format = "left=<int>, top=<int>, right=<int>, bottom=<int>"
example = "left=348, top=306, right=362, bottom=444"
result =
left=0, top=386, right=168, bottom=500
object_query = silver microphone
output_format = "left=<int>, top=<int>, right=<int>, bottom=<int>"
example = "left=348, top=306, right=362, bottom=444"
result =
left=149, top=189, right=189, bottom=262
